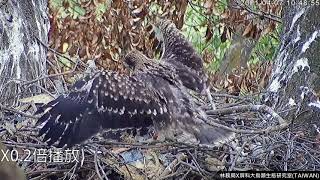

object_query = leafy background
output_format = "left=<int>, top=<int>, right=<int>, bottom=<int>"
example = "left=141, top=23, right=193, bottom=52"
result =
left=48, top=0, right=281, bottom=95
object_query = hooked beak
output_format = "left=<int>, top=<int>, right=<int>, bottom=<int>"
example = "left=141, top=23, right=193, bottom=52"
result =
left=123, top=62, right=133, bottom=76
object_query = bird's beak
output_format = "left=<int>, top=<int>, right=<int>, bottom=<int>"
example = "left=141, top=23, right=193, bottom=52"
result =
left=154, top=16, right=164, bottom=27
left=152, top=22, right=164, bottom=46
left=129, top=69, right=133, bottom=76
left=123, top=62, right=132, bottom=75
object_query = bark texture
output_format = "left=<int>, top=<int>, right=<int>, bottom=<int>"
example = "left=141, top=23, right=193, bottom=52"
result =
left=0, top=0, right=49, bottom=106
left=265, top=4, right=320, bottom=136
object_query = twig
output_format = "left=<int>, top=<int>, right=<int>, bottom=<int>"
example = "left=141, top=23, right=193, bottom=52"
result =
left=2, top=141, right=47, bottom=149
left=94, top=148, right=104, bottom=180
left=187, top=150, right=205, bottom=177
left=205, top=104, right=288, bottom=134
left=0, top=103, right=39, bottom=119
left=180, top=168, right=192, bottom=180
left=229, top=135, right=259, bottom=170
left=63, top=161, right=78, bottom=180
left=207, top=104, right=286, bottom=124
left=204, top=117, right=288, bottom=134
left=159, top=153, right=187, bottom=179
left=233, top=0, right=282, bottom=23
left=97, top=157, right=109, bottom=180
left=27, top=169, right=69, bottom=178
left=34, top=36, right=87, bottom=69
left=22, top=70, right=78, bottom=87
left=90, top=140, right=177, bottom=149
left=210, top=93, right=251, bottom=100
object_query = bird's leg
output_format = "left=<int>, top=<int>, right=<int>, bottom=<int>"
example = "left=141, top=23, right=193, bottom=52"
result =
left=206, top=87, right=216, bottom=110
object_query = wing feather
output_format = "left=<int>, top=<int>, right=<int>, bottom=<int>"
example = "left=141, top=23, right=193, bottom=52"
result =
left=156, top=20, right=207, bottom=93
left=36, top=71, right=168, bottom=147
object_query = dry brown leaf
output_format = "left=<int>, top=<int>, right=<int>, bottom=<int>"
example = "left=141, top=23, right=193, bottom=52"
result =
left=243, top=22, right=253, bottom=37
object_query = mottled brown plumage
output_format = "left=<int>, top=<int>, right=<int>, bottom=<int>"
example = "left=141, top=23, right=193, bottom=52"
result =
left=36, top=20, right=232, bottom=147
left=155, top=19, right=208, bottom=94
left=36, top=69, right=168, bottom=147
left=123, top=50, right=233, bottom=145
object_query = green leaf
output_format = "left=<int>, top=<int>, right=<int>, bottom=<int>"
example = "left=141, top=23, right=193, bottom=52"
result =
left=74, top=5, right=86, bottom=17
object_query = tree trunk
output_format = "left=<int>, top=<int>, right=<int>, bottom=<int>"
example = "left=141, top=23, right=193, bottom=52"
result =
left=265, top=4, right=320, bottom=132
left=0, top=0, right=49, bottom=106
left=218, top=32, right=256, bottom=76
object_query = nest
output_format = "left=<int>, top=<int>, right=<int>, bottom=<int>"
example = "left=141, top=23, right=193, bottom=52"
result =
left=1, top=65, right=320, bottom=179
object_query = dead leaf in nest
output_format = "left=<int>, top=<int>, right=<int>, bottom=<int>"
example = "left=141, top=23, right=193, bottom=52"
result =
left=62, top=42, right=69, bottom=53
left=114, top=149, right=165, bottom=179
left=16, top=116, right=33, bottom=128
left=1, top=122, right=16, bottom=136
left=205, top=157, right=225, bottom=171
left=111, top=147, right=130, bottom=154
left=19, top=94, right=54, bottom=104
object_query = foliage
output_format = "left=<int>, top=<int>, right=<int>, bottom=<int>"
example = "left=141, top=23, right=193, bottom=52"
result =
left=250, top=27, right=281, bottom=64
left=50, top=0, right=86, bottom=18
left=48, top=0, right=281, bottom=94
left=183, top=1, right=231, bottom=72
left=48, top=0, right=188, bottom=73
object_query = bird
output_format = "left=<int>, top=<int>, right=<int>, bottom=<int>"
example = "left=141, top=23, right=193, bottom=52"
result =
left=154, top=19, right=216, bottom=109
left=36, top=20, right=232, bottom=147
left=153, top=19, right=207, bottom=94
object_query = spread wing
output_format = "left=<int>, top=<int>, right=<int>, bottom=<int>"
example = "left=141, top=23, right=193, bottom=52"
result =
left=156, top=20, right=207, bottom=93
left=36, top=71, right=168, bottom=147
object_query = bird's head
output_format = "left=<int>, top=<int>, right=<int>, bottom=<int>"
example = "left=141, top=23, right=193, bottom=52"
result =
left=156, top=18, right=174, bottom=29
left=153, top=18, right=177, bottom=40
left=124, top=50, right=152, bottom=74
left=152, top=18, right=180, bottom=59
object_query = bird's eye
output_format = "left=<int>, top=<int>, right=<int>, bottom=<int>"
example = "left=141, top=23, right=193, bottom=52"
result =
left=124, top=57, right=136, bottom=70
